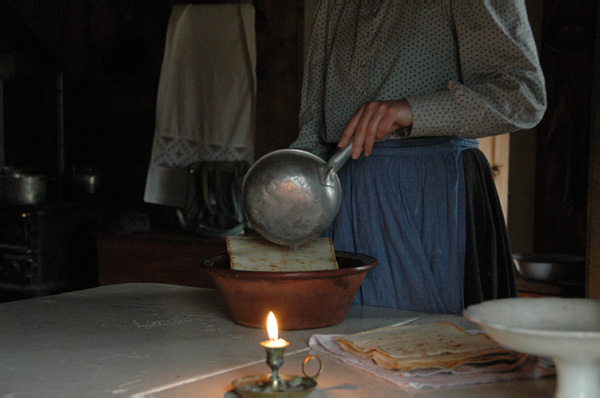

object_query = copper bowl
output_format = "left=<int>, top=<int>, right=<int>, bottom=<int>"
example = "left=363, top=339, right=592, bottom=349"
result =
left=200, top=251, right=377, bottom=330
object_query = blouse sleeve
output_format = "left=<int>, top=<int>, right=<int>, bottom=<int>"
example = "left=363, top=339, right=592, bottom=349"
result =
left=406, top=0, right=547, bottom=138
left=289, top=1, right=333, bottom=160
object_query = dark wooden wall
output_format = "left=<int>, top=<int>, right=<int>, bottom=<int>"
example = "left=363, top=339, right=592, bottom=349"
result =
left=534, top=0, right=597, bottom=257
left=254, top=0, right=304, bottom=159
left=588, top=5, right=600, bottom=299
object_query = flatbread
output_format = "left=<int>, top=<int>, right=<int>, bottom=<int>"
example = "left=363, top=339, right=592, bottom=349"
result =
left=226, top=235, right=338, bottom=272
left=336, top=321, right=525, bottom=371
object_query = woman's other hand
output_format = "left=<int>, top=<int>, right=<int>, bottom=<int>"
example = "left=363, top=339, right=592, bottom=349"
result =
left=339, top=99, right=413, bottom=159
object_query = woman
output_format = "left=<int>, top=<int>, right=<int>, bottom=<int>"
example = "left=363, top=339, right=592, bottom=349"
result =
left=291, top=0, right=546, bottom=313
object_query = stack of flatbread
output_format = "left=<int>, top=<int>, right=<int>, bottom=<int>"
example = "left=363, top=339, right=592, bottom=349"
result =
left=226, top=235, right=338, bottom=272
left=335, top=321, right=526, bottom=371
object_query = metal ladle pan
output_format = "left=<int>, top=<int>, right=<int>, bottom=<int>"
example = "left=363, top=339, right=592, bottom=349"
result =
left=242, top=143, right=353, bottom=246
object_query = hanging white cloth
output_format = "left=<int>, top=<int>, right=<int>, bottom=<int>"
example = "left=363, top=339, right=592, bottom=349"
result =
left=144, top=3, right=256, bottom=207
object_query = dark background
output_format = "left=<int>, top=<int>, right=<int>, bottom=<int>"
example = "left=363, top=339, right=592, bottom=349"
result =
left=0, top=0, right=304, bottom=228
left=0, top=0, right=597, bottom=273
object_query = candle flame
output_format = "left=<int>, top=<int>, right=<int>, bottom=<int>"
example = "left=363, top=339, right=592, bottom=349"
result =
left=267, top=311, right=278, bottom=341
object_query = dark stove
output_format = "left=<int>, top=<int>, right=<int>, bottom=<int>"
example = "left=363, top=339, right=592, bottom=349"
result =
left=0, top=201, right=100, bottom=301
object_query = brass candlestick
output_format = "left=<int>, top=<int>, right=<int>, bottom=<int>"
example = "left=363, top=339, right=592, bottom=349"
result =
left=232, top=312, right=323, bottom=397
left=232, top=347, right=323, bottom=397
left=261, top=341, right=289, bottom=392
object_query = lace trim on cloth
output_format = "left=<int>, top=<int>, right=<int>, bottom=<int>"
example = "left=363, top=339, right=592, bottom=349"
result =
left=144, top=135, right=253, bottom=207
left=150, top=135, right=253, bottom=167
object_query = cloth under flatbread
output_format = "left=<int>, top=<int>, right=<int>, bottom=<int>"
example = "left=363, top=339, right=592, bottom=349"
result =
left=309, top=331, right=554, bottom=390
left=226, top=235, right=338, bottom=272
left=336, top=321, right=525, bottom=371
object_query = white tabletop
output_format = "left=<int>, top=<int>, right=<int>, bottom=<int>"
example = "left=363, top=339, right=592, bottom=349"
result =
left=0, top=283, right=556, bottom=397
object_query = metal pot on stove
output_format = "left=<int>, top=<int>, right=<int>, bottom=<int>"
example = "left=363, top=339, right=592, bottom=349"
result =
left=0, top=167, right=48, bottom=205
left=70, top=166, right=101, bottom=195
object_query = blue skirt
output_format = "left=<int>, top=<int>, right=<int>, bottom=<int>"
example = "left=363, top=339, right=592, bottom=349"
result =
left=325, top=137, right=479, bottom=314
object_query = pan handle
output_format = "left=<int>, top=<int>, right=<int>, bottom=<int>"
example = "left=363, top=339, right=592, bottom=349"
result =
left=319, top=142, right=353, bottom=186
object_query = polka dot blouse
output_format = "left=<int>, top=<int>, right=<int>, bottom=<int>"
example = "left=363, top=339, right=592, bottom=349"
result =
left=291, top=0, right=547, bottom=159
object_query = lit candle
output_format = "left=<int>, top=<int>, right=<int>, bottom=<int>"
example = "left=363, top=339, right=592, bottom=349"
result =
left=262, top=311, right=289, bottom=348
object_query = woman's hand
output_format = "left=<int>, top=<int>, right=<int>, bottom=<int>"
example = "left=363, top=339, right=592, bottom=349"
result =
left=338, top=99, right=414, bottom=158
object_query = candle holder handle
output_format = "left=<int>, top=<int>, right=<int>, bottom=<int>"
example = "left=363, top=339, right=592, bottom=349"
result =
left=302, top=355, right=323, bottom=380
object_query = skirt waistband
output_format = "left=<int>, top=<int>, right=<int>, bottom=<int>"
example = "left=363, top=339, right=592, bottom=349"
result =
left=370, top=137, right=479, bottom=157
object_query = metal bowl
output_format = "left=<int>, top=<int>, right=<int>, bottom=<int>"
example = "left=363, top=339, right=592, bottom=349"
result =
left=200, top=251, right=377, bottom=330
left=242, top=149, right=341, bottom=247
left=242, top=145, right=352, bottom=247
left=513, top=253, right=585, bottom=282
